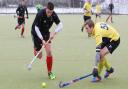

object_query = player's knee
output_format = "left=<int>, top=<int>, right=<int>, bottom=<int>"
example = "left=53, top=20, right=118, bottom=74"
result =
left=46, top=51, right=52, bottom=56
left=100, top=51, right=105, bottom=59
left=47, top=54, right=52, bottom=57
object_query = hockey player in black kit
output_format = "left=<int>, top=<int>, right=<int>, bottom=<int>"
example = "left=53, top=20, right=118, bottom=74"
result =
left=31, top=2, right=63, bottom=80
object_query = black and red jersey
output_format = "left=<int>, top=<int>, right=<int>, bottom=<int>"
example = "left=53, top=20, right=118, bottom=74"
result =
left=16, top=4, right=28, bottom=17
left=32, top=8, right=60, bottom=34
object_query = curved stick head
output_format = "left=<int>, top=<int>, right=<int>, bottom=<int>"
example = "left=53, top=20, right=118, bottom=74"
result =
left=27, top=64, right=32, bottom=71
left=59, top=81, right=63, bottom=88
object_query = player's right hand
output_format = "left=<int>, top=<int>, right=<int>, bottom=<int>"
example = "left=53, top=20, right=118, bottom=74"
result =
left=92, top=67, right=98, bottom=77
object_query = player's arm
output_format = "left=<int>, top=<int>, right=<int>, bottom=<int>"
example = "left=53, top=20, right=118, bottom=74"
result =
left=55, top=22, right=63, bottom=33
left=83, top=3, right=88, bottom=13
left=91, top=9, right=93, bottom=15
left=83, top=3, right=92, bottom=13
left=84, top=8, right=90, bottom=13
left=112, top=4, right=114, bottom=9
left=35, top=26, right=43, bottom=40
left=34, top=13, right=42, bottom=40
left=35, top=25, right=46, bottom=45
left=16, top=6, right=20, bottom=16
left=34, top=13, right=45, bottom=44
left=25, top=6, right=29, bottom=18
left=92, top=34, right=102, bottom=77
left=50, top=12, right=63, bottom=40
left=83, top=6, right=90, bottom=13
left=95, top=34, right=102, bottom=67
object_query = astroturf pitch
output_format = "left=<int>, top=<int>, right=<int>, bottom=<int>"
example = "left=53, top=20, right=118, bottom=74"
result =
left=0, top=14, right=128, bottom=89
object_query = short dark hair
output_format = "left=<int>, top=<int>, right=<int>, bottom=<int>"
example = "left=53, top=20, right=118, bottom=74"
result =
left=85, top=19, right=94, bottom=28
left=47, top=2, right=54, bottom=10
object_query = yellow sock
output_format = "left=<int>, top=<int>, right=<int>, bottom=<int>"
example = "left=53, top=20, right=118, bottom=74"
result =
left=98, top=60, right=104, bottom=76
left=103, top=58, right=111, bottom=70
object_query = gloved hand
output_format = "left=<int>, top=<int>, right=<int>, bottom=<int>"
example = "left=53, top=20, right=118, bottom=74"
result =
left=92, top=67, right=99, bottom=77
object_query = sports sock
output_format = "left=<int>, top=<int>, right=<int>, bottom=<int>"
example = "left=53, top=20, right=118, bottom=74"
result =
left=46, top=56, right=53, bottom=73
left=104, top=58, right=111, bottom=70
left=98, top=60, right=104, bottom=76
left=111, top=16, right=113, bottom=23
left=21, top=26, right=24, bottom=36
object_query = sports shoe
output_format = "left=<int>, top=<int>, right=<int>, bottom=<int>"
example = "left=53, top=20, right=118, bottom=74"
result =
left=104, top=67, right=114, bottom=78
left=48, top=72, right=56, bottom=80
left=21, top=35, right=24, bottom=38
left=91, top=76, right=102, bottom=82
left=15, top=27, right=17, bottom=30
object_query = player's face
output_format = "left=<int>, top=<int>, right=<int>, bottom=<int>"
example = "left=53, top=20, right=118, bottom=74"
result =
left=85, top=25, right=93, bottom=37
left=21, top=1, right=25, bottom=6
left=46, top=8, right=53, bottom=17
left=88, top=0, right=91, bottom=3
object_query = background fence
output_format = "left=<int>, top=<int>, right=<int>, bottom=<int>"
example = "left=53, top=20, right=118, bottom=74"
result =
left=0, top=0, right=128, bottom=14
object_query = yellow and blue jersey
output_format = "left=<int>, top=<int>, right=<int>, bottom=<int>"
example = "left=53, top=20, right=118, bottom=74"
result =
left=91, top=22, right=120, bottom=46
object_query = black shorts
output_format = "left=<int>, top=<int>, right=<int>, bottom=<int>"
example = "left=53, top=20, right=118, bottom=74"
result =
left=31, top=32, right=51, bottom=51
left=101, top=38, right=120, bottom=54
left=18, top=18, right=25, bottom=25
left=83, top=16, right=91, bottom=22
left=109, top=9, right=113, bottom=14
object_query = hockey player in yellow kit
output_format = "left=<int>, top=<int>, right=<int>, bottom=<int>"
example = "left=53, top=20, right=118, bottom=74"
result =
left=83, top=19, right=120, bottom=82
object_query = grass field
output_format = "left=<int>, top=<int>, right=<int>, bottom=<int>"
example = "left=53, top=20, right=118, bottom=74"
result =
left=0, top=14, right=128, bottom=89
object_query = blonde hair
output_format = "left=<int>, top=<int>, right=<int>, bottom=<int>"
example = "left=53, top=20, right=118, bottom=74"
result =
left=85, top=19, right=94, bottom=28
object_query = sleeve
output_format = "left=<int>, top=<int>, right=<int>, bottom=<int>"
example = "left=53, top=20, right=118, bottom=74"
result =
left=16, top=6, right=19, bottom=15
left=34, top=13, right=43, bottom=40
left=34, top=13, right=41, bottom=27
left=35, top=25, right=43, bottom=40
left=52, top=12, right=63, bottom=33
left=55, top=22, right=63, bottom=33
left=53, top=12, right=60, bottom=25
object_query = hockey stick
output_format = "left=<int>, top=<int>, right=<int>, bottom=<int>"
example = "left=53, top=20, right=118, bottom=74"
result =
left=59, top=73, right=93, bottom=88
left=27, top=39, right=51, bottom=70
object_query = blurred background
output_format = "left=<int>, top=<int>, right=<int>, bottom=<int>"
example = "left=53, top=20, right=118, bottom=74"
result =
left=0, top=0, right=128, bottom=14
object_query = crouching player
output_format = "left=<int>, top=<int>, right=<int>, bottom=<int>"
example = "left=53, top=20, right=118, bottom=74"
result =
left=83, top=19, right=120, bottom=82
left=31, top=2, right=63, bottom=80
